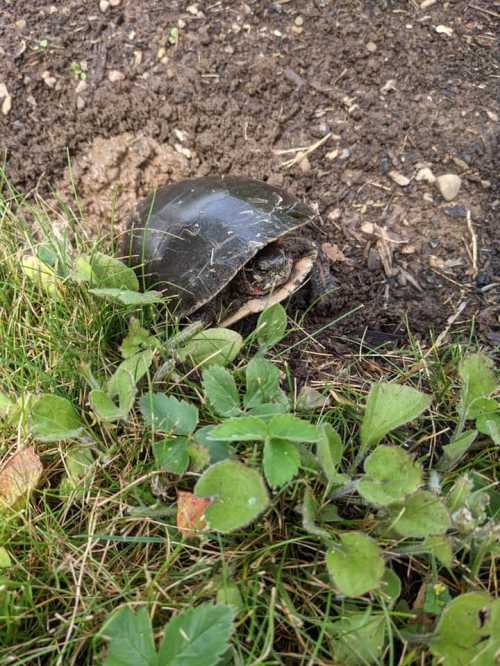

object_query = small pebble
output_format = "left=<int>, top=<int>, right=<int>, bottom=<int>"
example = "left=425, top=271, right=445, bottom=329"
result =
left=444, top=205, right=466, bottom=219
left=99, top=0, right=109, bottom=12
left=420, top=0, right=437, bottom=7
left=389, top=170, right=410, bottom=187
left=415, top=167, right=436, bottom=184
left=75, top=79, right=87, bottom=93
left=435, top=25, right=453, bottom=36
left=429, top=239, right=440, bottom=249
left=0, top=82, right=8, bottom=98
left=325, top=149, right=339, bottom=161
left=76, top=96, right=85, bottom=110
left=109, top=0, right=121, bottom=6
left=108, top=70, right=125, bottom=82
left=294, top=16, right=304, bottom=26
left=436, top=174, right=461, bottom=201
left=16, top=19, right=27, bottom=29
left=1, top=95, right=12, bottom=115
left=366, top=41, right=377, bottom=52
left=339, top=148, right=352, bottom=160
left=379, top=157, right=390, bottom=176
left=41, top=70, right=56, bottom=87
left=381, top=79, right=397, bottom=94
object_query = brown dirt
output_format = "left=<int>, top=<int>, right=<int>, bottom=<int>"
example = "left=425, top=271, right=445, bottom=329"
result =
left=1, top=0, right=499, bottom=349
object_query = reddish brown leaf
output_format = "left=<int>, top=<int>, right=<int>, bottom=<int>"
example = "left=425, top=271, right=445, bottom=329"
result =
left=0, top=447, right=43, bottom=508
left=176, top=490, right=210, bottom=537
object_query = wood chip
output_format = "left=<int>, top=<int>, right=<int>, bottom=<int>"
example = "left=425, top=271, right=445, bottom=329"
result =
left=435, top=25, right=453, bottom=36
left=1, top=95, right=11, bottom=115
left=108, top=70, right=125, bottom=82
left=321, top=242, right=347, bottom=263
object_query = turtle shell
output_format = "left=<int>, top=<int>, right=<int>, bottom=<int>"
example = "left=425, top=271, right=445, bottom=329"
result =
left=121, top=176, right=317, bottom=315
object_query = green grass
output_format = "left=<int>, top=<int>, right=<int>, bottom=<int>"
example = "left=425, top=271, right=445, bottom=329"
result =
left=0, top=178, right=498, bottom=665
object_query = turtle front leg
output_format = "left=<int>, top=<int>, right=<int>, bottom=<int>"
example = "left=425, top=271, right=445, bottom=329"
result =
left=307, top=249, right=337, bottom=314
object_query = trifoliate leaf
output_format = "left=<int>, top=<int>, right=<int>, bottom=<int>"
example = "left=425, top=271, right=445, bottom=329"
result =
left=99, top=606, right=157, bottom=666
left=140, top=394, right=198, bottom=436
left=263, top=438, right=300, bottom=488
left=202, top=366, right=241, bottom=417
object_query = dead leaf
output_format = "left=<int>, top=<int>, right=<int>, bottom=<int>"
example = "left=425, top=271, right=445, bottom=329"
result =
left=0, top=447, right=43, bottom=509
left=176, top=490, right=210, bottom=537
left=321, top=242, right=347, bottom=263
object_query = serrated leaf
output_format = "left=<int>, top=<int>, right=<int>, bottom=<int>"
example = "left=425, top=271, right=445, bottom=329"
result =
left=0, top=447, right=43, bottom=509
left=31, top=395, right=84, bottom=442
left=99, top=606, right=157, bottom=666
left=439, top=430, right=478, bottom=470
left=84, top=252, right=139, bottom=291
left=268, top=414, right=320, bottom=443
left=153, top=437, right=189, bottom=475
left=316, top=424, right=349, bottom=485
left=176, top=491, right=210, bottom=537
left=247, top=402, right=289, bottom=417
left=328, top=609, right=386, bottom=666
left=459, top=353, right=497, bottom=420
left=202, top=366, right=241, bottom=417
left=326, top=532, right=385, bottom=597
left=476, top=413, right=500, bottom=445
left=193, top=426, right=234, bottom=464
left=263, top=438, right=300, bottom=488
left=357, top=446, right=422, bottom=506
left=423, top=535, right=454, bottom=568
left=20, top=254, right=62, bottom=299
left=388, top=490, right=450, bottom=538
left=194, top=461, right=269, bottom=533
left=256, top=303, right=287, bottom=348
left=244, top=357, right=285, bottom=409
left=431, top=593, right=500, bottom=666
left=158, top=603, right=235, bottom=666
left=360, top=383, right=432, bottom=455
left=208, top=416, right=268, bottom=442
left=186, top=443, right=210, bottom=472
left=140, top=394, right=198, bottom=436
left=90, top=288, right=163, bottom=305
left=177, top=328, right=243, bottom=368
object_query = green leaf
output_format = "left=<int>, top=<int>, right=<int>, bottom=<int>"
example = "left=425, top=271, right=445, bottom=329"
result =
left=268, top=414, right=320, bottom=443
left=301, top=488, right=331, bottom=541
left=263, top=438, right=300, bottom=488
left=380, top=569, right=401, bottom=606
left=439, top=430, right=478, bottom=470
left=90, top=390, right=129, bottom=422
left=71, top=255, right=94, bottom=284
left=186, top=442, right=210, bottom=473
left=388, top=490, right=450, bottom=538
left=459, top=353, right=497, bottom=420
left=194, top=461, right=269, bottom=533
left=316, top=424, right=349, bottom=485
left=99, top=606, right=158, bottom=666
left=158, top=603, right=234, bottom=666
left=177, top=328, right=243, bottom=368
left=326, top=532, right=385, bottom=597
left=256, top=303, right=287, bottom=348
left=0, top=392, right=15, bottom=419
left=84, top=252, right=139, bottom=291
left=140, top=394, right=198, bottom=436
left=202, top=366, right=241, bottom=417
left=90, top=288, right=163, bottom=305
left=244, top=356, right=287, bottom=410
left=431, top=593, right=500, bottom=666
left=357, top=446, right=422, bottom=506
left=20, top=255, right=62, bottom=299
left=120, top=318, right=160, bottom=359
left=153, top=437, right=189, bottom=475
left=216, top=584, right=243, bottom=614
left=476, top=412, right=500, bottom=445
left=208, top=416, right=268, bottom=442
left=60, top=445, right=95, bottom=496
left=108, top=350, right=154, bottom=398
left=0, top=547, right=11, bottom=569
left=360, top=383, right=432, bottom=455
left=193, top=426, right=234, bottom=464
left=328, top=609, right=386, bottom=666
left=423, top=535, right=454, bottom=568
left=31, top=395, right=84, bottom=442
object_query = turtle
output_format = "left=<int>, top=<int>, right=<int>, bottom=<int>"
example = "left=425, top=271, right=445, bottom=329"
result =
left=119, top=176, right=335, bottom=326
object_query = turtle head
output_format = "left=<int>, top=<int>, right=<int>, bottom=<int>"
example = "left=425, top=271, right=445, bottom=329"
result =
left=238, top=243, right=293, bottom=296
